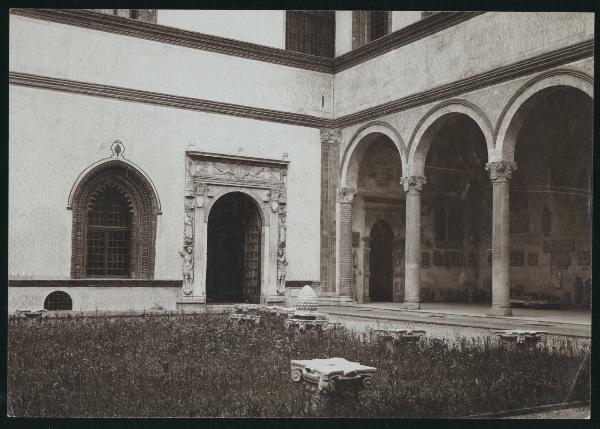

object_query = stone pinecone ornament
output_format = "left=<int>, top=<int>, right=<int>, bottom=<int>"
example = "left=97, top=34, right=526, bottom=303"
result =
left=295, top=285, right=318, bottom=313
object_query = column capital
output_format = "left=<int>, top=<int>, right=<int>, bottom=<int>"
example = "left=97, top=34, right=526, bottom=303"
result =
left=400, top=176, right=427, bottom=193
left=485, top=161, right=517, bottom=183
left=338, top=186, right=357, bottom=204
left=320, top=127, right=342, bottom=145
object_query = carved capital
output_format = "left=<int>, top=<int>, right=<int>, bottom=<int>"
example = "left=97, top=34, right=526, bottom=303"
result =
left=338, top=187, right=357, bottom=204
left=400, top=176, right=427, bottom=193
left=486, top=161, right=517, bottom=183
left=320, top=127, right=342, bottom=145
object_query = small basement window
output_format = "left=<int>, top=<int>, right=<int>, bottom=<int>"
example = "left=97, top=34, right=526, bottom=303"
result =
left=44, top=291, right=73, bottom=311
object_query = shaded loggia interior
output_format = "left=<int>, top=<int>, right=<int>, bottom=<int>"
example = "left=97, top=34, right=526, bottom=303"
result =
left=422, top=114, right=491, bottom=302
left=352, top=135, right=405, bottom=302
left=509, top=86, right=592, bottom=307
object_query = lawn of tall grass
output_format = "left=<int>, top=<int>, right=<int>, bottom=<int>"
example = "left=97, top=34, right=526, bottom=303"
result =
left=8, top=312, right=590, bottom=417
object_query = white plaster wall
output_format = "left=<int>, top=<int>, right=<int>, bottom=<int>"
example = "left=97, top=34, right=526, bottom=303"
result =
left=391, top=11, right=422, bottom=31
left=157, top=10, right=286, bottom=49
left=334, top=12, right=594, bottom=117
left=335, top=11, right=353, bottom=56
left=9, top=287, right=181, bottom=311
left=9, top=86, right=321, bottom=282
left=9, top=15, right=334, bottom=118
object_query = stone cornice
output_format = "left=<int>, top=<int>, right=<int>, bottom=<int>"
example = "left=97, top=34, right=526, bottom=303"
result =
left=9, top=40, right=593, bottom=129
left=9, top=9, right=482, bottom=74
left=186, top=151, right=289, bottom=167
left=9, top=72, right=334, bottom=128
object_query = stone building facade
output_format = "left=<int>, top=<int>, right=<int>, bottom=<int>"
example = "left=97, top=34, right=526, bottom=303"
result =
left=9, top=10, right=593, bottom=315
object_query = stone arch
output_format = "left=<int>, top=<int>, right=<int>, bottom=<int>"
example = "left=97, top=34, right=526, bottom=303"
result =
left=69, top=159, right=160, bottom=279
left=340, top=121, right=407, bottom=190
left=408, top=100, right=494, bottom=177
left=494, top=69, right=593, bottom=161
left=205, top=188, right=268, bottom=226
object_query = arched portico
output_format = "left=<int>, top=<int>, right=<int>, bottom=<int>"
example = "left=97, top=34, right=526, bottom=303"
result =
left=337, top=122, right=406, bottom=303
left=404, top=101, right=493, bottom=309
left=488, top=71, right=594, bottom=315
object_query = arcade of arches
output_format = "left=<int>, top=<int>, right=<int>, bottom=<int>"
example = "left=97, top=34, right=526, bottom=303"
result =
left=335, top=83, right=592, bottom=315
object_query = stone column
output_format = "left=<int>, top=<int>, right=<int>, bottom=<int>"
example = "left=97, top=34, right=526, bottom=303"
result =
left=338, top=187, right=357, bottom=300
left=401, top=176, right=426, bottom=309
left=485, top=161, right=517, bottom=316
left=320, top=128, right=341, bottom=294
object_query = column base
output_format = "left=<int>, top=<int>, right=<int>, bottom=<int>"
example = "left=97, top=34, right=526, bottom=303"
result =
left=176, top=295, right=206, bottom=311
left=487, top=304, right=513, bottom=317
left=401, top=301, right=420, bottom=310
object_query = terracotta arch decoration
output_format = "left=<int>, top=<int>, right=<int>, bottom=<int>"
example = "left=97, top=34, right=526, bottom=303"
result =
left=69, top=159, right=160, bottom=279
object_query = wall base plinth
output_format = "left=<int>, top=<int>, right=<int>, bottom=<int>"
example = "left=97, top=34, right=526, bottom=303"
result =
left=176, top=295, right=206, bottom=310
left=263, top=294, right=286, bottom=305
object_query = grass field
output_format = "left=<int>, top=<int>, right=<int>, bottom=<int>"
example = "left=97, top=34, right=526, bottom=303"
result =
left=7, top=312, right=590, bottom=417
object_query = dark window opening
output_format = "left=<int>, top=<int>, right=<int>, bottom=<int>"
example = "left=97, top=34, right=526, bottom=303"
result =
left=86, top=185, right=132, bottom=277
left=285, top=10, right=335, bottom=58
left=44, top=291, right=73, bottom=311
left=352, top=11, right=391, bottom=49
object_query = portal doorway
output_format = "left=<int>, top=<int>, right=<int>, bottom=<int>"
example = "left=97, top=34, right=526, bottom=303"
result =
left=206, top=192, right=262, bottom=303
left=369, top=220, right=394, bottom=301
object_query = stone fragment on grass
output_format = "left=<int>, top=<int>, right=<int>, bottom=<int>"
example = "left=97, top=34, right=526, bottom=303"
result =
left=290, top=357, right=376, bottom=393
left=494, top=329, right=547, bottom=346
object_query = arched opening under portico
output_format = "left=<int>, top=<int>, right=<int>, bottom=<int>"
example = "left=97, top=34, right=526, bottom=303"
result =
left=419, top=113, right=491, bottom=304
left=506, top=86, right=592, bottom=309
left=351, top=134, right=405, bottom=302
left=206, top=192, right=262, bottom=303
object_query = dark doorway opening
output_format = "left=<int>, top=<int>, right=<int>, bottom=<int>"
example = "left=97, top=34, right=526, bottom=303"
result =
left=369, top=220, right=394, bottom=301
left=206, top=192, right=261, bottom=303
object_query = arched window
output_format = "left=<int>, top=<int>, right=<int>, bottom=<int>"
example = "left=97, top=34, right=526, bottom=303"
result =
left=44, top=291, right=73, bottom=311
left=70, top=161, right=160, bottom=279
left=86, top=184, right=133, bottom=277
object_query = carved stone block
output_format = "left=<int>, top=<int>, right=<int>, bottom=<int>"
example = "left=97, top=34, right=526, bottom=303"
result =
left=290, top=358, right=376, bottom=393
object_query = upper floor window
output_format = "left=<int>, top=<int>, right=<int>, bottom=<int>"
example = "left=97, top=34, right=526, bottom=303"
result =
left=352, top=11, right=391, bottom=49
left=285, top=10, right=335, bottom=58
left=94, top=9, right=157, bottom=24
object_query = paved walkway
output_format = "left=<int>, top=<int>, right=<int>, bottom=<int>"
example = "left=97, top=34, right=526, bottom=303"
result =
left=321, top=302, right=591, bottom=337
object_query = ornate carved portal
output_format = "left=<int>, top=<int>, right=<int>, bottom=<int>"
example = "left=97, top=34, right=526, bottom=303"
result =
left=179, top=152, right=288, bottom=306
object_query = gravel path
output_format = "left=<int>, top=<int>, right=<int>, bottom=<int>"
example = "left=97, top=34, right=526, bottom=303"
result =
left=329, top=314, right=591, bottom=350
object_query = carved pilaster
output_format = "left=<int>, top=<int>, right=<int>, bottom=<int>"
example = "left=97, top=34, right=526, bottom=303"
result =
left=276, top=190, right=288, bottom=296
left=400, top=176, right=427, bottom=194
left=485, top=161, right=517, bottom=183
left=180, top=195, right=195, bottom=296
left=320, top=127, right=342, bottom=145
